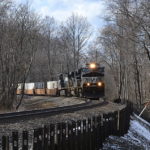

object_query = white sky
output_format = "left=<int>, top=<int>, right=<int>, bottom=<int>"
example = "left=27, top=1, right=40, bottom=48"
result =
left=14, top=0, right=106, bottom=30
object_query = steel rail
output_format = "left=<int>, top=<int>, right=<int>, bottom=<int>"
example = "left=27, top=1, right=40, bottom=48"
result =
left=0, top=100, right=108, bottom=123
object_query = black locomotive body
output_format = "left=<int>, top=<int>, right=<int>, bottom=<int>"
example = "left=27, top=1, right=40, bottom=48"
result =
left=80, top=63, right=105, bottom=99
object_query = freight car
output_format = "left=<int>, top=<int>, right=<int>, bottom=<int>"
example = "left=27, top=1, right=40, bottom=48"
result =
left=17, top=81, right=58, bottom=96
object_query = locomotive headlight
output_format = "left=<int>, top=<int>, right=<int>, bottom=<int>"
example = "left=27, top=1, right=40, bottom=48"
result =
left=89, top=63, right=96, bottom=69
left=98, top=82, right=102, bottom=86
left=87, top=82, right=90, bottom=86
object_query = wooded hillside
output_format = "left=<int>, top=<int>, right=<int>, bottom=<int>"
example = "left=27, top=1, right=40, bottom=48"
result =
left=0, top=0, right=149, bottom=110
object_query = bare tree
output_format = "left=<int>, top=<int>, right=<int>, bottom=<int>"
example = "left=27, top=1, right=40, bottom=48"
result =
left=64, top=14, right=91, bottom=71
left=0, top=2, right=40, bottom=110
left=41, top=16, right=57, bottom=80
left=96, top=0, right=150, bottom=105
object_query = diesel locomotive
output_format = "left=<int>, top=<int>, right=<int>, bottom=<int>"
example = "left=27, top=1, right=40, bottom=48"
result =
left=59, top=63, right=105, bottom=99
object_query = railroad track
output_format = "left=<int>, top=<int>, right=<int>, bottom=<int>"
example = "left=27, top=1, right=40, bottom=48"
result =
left=0, top=99, right=108, bottom=123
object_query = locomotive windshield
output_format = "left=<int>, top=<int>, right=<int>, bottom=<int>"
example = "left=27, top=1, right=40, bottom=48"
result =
left=82, top=67, right=104, bottom=73
left=81, top=67, right=104, bottom=77
left=82, top=77, right=102, bottom=83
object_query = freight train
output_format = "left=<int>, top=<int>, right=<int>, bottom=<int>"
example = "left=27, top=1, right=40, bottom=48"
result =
left=17, top=63, right=105, bottom=99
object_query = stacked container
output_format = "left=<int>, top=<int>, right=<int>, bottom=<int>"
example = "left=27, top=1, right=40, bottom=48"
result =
left=47, top=81, right=58, bottom=96
left=34, top=82, right=46, bottom=95
left=24, top=83, right=35, bottom=95
left=17, top=83, right=23, bottom=94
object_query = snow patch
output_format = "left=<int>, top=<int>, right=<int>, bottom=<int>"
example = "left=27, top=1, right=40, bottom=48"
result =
left=133, top=113, right=150, bottom=128
left=130, top=116, right=150, bottom=141
left=103, top=114, right=150, bottom=149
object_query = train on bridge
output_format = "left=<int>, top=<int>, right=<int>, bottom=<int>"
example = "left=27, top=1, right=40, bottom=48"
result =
left=17, top=63, right=105, bottom=99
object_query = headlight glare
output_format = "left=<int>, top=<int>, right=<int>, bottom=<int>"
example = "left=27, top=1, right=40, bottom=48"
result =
left=98, top=82, right=102, bottom=86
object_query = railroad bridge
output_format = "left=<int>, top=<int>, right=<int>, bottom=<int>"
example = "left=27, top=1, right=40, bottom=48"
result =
left=0, top=99, right=133, bottom=150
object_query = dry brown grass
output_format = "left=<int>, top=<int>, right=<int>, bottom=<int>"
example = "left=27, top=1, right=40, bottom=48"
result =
left=0, top=107, right=15, bottom=114
left=24, top=101, right=56, bottom=110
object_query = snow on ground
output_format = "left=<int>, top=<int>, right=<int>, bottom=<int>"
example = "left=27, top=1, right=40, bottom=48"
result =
left=130, top=115, right=150, bottom=141
left=103, top=114, right=150, bottom=150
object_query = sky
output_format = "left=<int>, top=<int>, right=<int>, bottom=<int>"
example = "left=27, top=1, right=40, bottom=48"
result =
left=14, top=0, right=106, bottom=31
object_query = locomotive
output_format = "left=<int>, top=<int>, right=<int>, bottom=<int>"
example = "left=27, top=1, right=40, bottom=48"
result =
left=59, top=63, right=105, bottom=99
